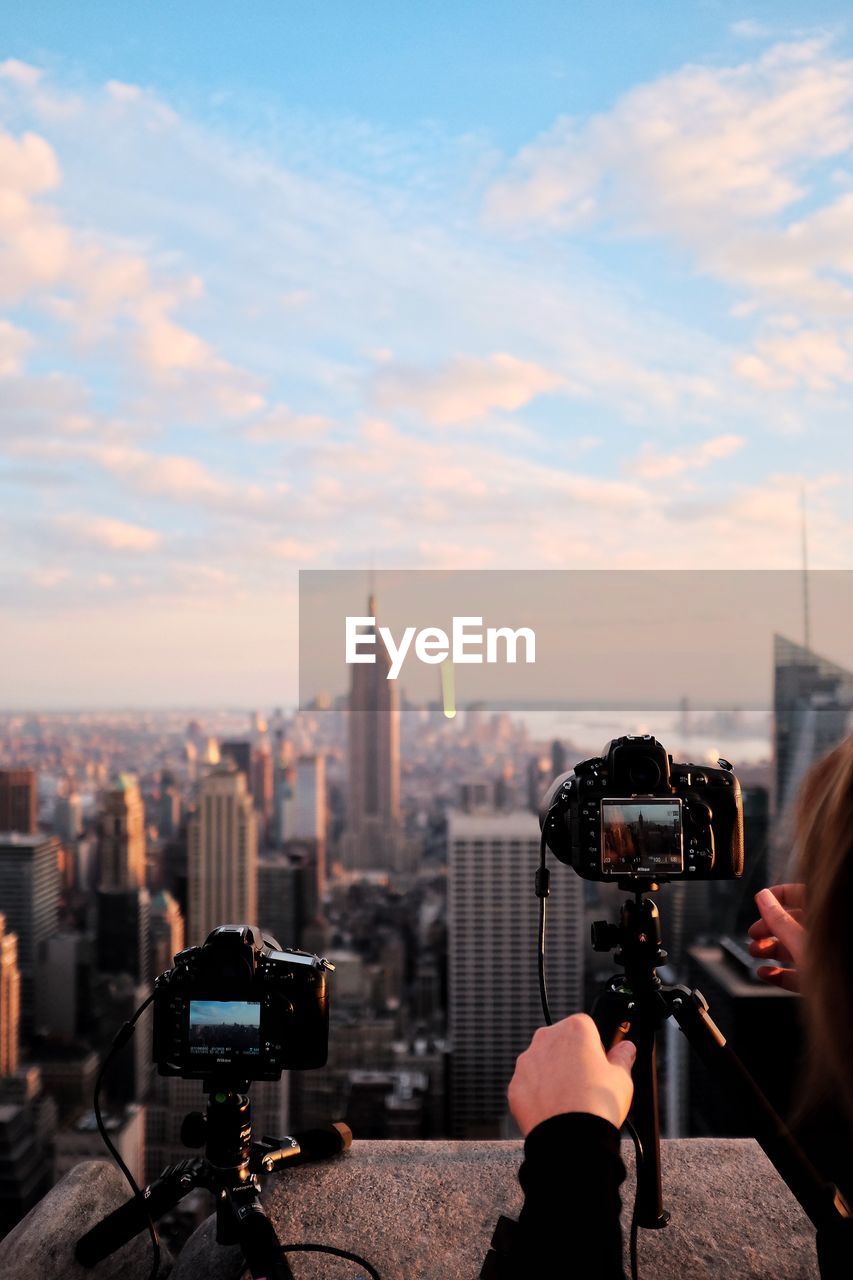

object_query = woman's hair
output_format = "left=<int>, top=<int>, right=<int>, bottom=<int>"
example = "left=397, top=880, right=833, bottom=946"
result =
left=794, top=734, right=853, bottom=1120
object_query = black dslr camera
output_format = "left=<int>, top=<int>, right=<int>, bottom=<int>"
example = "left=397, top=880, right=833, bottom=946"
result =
left=152, top=924, right=332, bottom=1082
left=540, top=734, right=743, bottom=883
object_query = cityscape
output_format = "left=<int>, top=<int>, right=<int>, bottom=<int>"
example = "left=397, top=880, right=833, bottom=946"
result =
left=0, top=625, right=850, bottom=1252
left=2, top=10, right=853, bottom=1270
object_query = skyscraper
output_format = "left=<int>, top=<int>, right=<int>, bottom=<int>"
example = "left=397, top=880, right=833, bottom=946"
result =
left=447, top=811, right=584, bottom=1137
left=0, top=769, right=37, bottom=836
left=0, top=915, right=21, bottom=1077
left=771, top=634, right=853, bottom=880
left=293, top=754, right=326, bottom=843
left=149, top=889, right=185, bottom=978
left=343, top=595, right=404, bottom=873
left=187, top=763, right=257, bottom=945
left=96, top=776, right=150, bottom=983
left=98, top=775, right=146, bottom=891
left=0, top=834, right=60, bottom=1041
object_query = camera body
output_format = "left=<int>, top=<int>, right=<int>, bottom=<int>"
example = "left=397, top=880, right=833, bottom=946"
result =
left=152, top=924, right=331, bottom=1082
left=540, top=735, right=744, bottom=883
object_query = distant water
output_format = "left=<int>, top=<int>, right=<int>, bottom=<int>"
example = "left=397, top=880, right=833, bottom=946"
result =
left=518, top=707, right=771, bottom=765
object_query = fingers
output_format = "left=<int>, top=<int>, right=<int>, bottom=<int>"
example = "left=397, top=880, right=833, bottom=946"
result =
left=606, top=1039, right=637, bottom=1074
left=753, top=888, right=806, bottom=963
left=747, top=935, right=794, bottom=964
left=747, top=906, right=803, bottom=940
left=769, top=883, right=806, bottom=910
left=756, top=964, right=801, bottom=993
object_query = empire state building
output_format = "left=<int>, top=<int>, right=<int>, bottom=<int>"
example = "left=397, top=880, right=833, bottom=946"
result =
left=342, top=594, right=408, bottom=873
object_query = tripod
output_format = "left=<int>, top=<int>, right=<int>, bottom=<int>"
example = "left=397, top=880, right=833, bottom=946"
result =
left=76, top=1084, right=352, bottom=1280
left=589, top=885, right=851, bottom=1255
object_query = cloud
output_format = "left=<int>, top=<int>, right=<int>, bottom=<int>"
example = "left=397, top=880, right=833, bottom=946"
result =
left=0, top=117, right=265, bottom=416
left=632, top=433, right=746, bottom=480
left=0, top=59, right=44, bottom=88
left=0, top=320, right=34, bottom=375
left=244, top=404, right=333, bottom=441
left=488, top=39, right=853, bottom=236
left=371, top=352, right=563, bottom=424
left=734, top=328, right=853, bottom=389
left=730, top=20, right=771, bottom=40
left=56, top=514, right=163, bottom=551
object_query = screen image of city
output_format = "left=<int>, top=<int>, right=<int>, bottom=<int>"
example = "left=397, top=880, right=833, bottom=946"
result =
left=601, top=800, right=683, bottom=873
left=188, top=1000, right=261, bottom=1059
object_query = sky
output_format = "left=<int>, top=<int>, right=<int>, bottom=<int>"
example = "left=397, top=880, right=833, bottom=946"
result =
left=2, top=3, right=853, bottom=706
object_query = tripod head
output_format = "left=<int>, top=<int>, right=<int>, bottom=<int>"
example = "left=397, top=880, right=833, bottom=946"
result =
left=591, top=888, right=668, bottom=994
left=76, top=1080, right=353, bottom=1280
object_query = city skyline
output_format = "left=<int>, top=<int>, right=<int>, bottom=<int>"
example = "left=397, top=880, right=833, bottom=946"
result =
left=2, top=11, right=853, bottom=704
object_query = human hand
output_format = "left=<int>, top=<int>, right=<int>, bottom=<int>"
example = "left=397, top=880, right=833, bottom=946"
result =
left=747, top=884, right=806, bottom=993
left=508, top=1013, right=636, bottom=1137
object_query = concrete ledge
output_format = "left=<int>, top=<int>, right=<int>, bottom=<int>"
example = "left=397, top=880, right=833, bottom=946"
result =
left=0, top=1160, right=173, bottom=1280
left=173, top=1138, right=819, bottom=1279
left=1, top=1139, right=821, bottom=1279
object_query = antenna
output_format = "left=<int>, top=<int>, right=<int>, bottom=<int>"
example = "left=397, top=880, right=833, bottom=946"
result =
left=801, top=485, right=811, bottom=653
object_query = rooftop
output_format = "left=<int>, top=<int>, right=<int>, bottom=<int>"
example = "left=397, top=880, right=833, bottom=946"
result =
left=1, top=1138, right=822, bottom=1279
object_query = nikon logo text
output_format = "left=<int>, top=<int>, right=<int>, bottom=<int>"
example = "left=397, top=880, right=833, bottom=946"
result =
left=346, top=616, right=536, bottom=680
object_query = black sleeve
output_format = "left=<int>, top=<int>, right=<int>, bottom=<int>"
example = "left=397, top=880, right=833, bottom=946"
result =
left=481, top=1112, right=627, bottom=1279
left=816, top=1216, right=853, bottom=1280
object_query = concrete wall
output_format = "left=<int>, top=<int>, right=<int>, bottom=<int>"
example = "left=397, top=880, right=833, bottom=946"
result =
left=0, top=1138, right=821, bottom=1279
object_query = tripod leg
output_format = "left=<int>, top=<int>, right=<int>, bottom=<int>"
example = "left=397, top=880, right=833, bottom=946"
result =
left=629, top=1013, right=670, bottom=1229
left=224, top=1184, right=296, bottom=1280
left=75, top=1159, right=202, bottom=1266
left=668, top=986, right=850, bottom=1230
left=591, top=985, right=669, bottom=1229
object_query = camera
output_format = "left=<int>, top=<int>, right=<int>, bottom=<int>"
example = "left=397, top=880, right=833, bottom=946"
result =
left=152, top=924, right=332, bottom=1082
left=539, top=734, right=744, bottom=883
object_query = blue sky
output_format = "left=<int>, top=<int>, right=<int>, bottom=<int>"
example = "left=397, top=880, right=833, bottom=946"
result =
left=1, top=5, right=852, bottom=704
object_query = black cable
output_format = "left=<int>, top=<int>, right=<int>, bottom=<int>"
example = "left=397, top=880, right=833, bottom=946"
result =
left=535, top=827, right=553, bottom=1026
left=93, top=989, right=161, bottom=1280
left=280, top=1241, right=382, bottom=1278
left=623, top=1118, right=643, bottom=1280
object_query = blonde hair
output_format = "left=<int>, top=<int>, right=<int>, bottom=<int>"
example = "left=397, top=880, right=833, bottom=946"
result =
left=794, top=735, right=853, bottom=1120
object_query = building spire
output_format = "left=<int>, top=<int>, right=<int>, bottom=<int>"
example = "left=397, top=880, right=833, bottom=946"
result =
left=801, top=484, right=811, bottom=654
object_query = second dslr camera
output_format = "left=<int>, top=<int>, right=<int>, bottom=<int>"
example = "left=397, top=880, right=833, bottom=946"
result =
left=152, top=924, right=332, bottom=1083
left=540, top=734, right=743, bottom=883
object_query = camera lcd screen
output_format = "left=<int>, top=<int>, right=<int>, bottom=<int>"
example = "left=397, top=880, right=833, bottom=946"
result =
left=600, top=799, right=683, bottom=875
left=188, top=999, right=261, bottom=1061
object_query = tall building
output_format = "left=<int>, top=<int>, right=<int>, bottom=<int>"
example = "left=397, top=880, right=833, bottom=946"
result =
left=55, top=1104, right=145, bottom=1187
left=293, top=754, right=326, bottom=842
left=96, top=886, right=150, bottom=985
left=37, top=932, right=92, bottom=1043
left=343, top=595, right=404, bottom=873
left=98, top=774, right=146, bottom=891
left=258, top=856, right=302, bottom=950
left=447, top=811, right=584, bottom=1137
left=0, top=834, right=60, bottom=1041
left=53, top=788, right=82, bottom=846
left=272, top=762, right=295, bottom=846
left=686, top=943, right=801, bottom=1136
left=771, top=634, right=853, bottom=880
left=0, top=916, right=20, bottom=1077
left=149, top=889, right=185, bottom=977
left=156, top=784, right=181, bottom=841
left=0, top=770, right=37, bottom=836
left=96, top=776, right=149, bottom=982
left=187, top=763, right=257, bottom=945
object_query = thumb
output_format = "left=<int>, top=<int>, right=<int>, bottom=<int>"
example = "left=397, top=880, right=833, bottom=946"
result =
left=607, top=1038, right=637, bottom=1074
